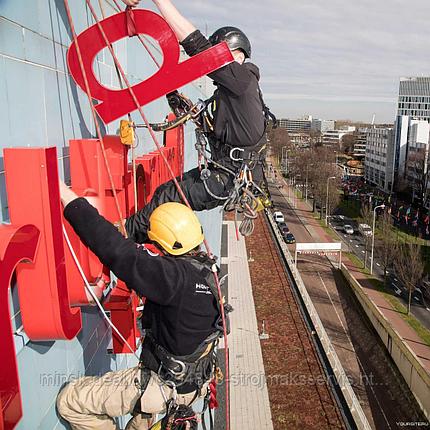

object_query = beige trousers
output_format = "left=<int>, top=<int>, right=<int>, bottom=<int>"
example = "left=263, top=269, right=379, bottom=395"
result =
left=57, top=366, right=205, bottom=430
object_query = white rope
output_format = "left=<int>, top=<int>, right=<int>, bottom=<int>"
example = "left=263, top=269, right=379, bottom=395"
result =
left=62, top=225, right=140, bottom=360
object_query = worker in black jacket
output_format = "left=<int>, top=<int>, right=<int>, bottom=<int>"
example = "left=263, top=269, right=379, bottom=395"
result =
left=57, top=181, right=227, bottom=430
left=124, top=0, right=270, bottom=243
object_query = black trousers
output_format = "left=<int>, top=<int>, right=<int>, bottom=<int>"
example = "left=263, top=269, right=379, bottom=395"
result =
left=125, top=165, right=235, bottom=243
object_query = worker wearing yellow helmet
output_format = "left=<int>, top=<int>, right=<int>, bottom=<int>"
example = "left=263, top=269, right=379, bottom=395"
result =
left=57, top=182, right=230, bottom=430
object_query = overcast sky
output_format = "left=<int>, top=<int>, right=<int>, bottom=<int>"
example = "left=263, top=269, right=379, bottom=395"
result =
left=171, top=0, right=430, bottom=123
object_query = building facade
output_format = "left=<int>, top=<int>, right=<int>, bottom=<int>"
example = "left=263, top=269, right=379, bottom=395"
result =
left=405, top=120, right=430, bottom=206
left=364, top=127, right=395, bottom=192
left=352, top=128, right=368, bottom=159
left=277, top=116, right=312, bottom=133
left=311, top=118, right=335, bottom=133
left=0, top=3, right=220, bottom=428
left=322, top=127, right=355, bottom=148
left=397, top=77, right=430, bottom=121
left=393, top=77, right=430, bottom=189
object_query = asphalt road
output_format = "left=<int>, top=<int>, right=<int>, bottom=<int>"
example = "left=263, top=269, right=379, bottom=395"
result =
left=328, top=217, right=430, bottom=330
left=268, top=180, right=427, bottom=429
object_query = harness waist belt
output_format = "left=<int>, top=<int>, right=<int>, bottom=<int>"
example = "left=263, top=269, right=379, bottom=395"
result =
left=142, top=334, right=217, bottom=393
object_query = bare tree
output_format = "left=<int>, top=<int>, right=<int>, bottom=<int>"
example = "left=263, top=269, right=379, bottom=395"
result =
left=268, top=128, right=291, bottom=166
left=341, top=133, right=356, bottom=155
left=406, top=149, right=430, bottom=208
left=375, top=211, right=397, bottom=284
left=394, top=243, right=424, bottom=314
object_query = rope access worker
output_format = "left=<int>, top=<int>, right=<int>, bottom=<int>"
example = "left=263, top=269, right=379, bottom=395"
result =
left=56, top=181, right=230, bottom=430
left=123, top=0, right=274, bottom=242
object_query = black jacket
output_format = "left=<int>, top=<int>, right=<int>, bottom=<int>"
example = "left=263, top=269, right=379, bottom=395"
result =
left=181, top=30, right=266, bottom=148
left=64, top=198, right=219, bottom=357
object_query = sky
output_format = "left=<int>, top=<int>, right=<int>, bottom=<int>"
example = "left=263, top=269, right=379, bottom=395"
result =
left=171, top=0, right=430, bottom=123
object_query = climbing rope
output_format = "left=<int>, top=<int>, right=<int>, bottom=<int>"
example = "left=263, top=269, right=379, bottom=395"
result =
left=63, top=2, right=231, bottom=428
left=63, top=0, right=127, bottom=237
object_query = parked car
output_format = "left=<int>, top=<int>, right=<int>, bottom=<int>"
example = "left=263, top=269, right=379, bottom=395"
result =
left=283, top=232, right=296, bottom=244
left=278, top=222, right=289, bottom=233
left=273, top=211, right=285, bottom=223
left=412, top=288, right=425, bottom=305
left=343, top=224, right=354, bottom=235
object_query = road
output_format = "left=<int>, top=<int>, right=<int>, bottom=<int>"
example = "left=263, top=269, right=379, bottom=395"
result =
left=268, top=180, right=427, bottom=429
left=328, top=215, right=430, bottom=330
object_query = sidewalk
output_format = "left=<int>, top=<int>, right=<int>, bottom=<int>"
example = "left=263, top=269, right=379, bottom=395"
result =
left=224, top=221, right=274, bottom=430
left=278, top=177, right=430, bottom=373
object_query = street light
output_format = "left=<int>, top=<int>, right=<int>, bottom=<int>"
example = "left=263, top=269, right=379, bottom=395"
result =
left=370, top=204, right=386, bottom=274
left=325, top=176, right=336, bottom=225
left=281, top=146, right=288, bottom=173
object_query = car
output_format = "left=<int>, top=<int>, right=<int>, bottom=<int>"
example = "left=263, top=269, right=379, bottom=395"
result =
left=278, top=222, right=289, bottom=233
left=358, top=223, right=372, bottom=237
left=283, top=232, right=296, bottom=244
left=343, top=224, right=354, bottom=235
left=412, top=288, right=425, bottom=305
left=273, top=211, right=285, bottom=223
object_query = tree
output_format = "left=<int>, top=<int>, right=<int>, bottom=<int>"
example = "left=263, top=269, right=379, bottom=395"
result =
left=406, top=149, right=430, bottom=209
left=341, top=134, right=356, bottom=155
left=268, top=128, right=291, bottom=166
left=375, top=211, right=397, bottom=284
left=394, top=243, right=424, bottom=315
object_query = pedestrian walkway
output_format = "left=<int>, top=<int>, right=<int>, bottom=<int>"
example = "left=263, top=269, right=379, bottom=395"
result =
left=224, top=221, right=274, bottom=430
left=278, top=176, right=430, bottom=373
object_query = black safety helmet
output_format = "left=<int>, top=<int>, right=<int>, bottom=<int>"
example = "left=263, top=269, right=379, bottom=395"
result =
left=209, top=26, right=251, bottom=58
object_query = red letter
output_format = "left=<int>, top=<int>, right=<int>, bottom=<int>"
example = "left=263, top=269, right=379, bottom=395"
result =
left=67, top=10, right=233, bottom=124
left=4, top=148, right=82, bottom=340
left=0, top=224, right=40, bottom=430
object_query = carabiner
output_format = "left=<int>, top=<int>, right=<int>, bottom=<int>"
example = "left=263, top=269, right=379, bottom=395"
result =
left=229, top=147, right=244, bottom=162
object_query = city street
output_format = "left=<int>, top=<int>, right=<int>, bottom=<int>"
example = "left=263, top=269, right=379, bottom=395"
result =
left=279, top=175, right=430, bottom=330
left=328, top=213, right=430, bottom=330
left=267, top=180, right=426, bottom=429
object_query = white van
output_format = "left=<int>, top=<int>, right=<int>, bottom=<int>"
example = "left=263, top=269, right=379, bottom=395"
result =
left=358, top=223, right=372, bottom=237
left=273, top=211, right=285, bottom=223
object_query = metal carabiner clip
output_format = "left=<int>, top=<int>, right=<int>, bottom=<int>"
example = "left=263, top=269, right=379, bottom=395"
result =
left=229, top=147, right=244, bottom=162
left=168, top=358, right=187, bottom=379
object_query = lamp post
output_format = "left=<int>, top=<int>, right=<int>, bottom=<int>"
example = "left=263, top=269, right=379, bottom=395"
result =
left=370, top=204, right=385, bottom=274
left=281, top=146, right=288, bottom=173
left=325, top=176, right=336, bottom=225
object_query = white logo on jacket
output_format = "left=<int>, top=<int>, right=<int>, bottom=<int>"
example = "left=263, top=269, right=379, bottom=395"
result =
left=195, top=283, right=211, bottom=295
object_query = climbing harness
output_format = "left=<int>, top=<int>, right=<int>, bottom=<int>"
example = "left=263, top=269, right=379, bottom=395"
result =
left=149, top=402, right=198, bottom=430
left=141, top=254, right=231, bottom=391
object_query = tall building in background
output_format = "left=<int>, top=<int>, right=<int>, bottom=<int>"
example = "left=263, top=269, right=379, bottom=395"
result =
left=364, top=127, right=395, bottom=192
left=393, top=77, right=430, bottom=190
left=397, top=77, right=430, bottom=121
left=405, top=120, right=430, bottom=206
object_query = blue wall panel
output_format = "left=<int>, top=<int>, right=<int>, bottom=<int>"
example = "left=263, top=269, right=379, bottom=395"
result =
left=0, top=2, right=222, bottom=428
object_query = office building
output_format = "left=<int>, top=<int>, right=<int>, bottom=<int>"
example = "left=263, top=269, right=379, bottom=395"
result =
left=311, top=118, right=335, bottom=133
left=405, top=120, right=430, bottom=205
left=277, top=116, right=312, bottom=133
left=364, top=127, right=395, bottom=192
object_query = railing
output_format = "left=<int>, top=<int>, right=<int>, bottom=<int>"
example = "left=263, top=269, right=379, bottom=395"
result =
left=266, top=211, right=371, bottom=430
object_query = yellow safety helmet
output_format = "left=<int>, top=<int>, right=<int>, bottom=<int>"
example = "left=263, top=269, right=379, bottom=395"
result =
left=148, top=202, right=204, bottom=256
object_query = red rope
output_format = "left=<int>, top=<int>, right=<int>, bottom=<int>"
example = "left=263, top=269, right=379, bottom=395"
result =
left=63, top=0, right=127, bottom=237
left=112, top=0, right=161, bottom=68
